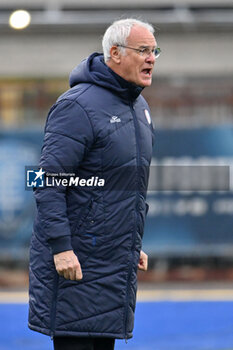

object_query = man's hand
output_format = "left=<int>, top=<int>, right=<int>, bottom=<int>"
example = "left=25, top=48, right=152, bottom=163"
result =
left=138, top=250, right=148, bottom=271
left=53, top=250, right=83, bottom=281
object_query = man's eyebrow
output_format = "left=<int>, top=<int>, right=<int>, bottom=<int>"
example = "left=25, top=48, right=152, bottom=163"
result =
left=138, top=45, right=157, bottom=49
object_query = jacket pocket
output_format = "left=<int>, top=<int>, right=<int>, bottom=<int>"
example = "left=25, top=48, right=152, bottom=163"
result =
left=72, top=198, right=94, bottom=235
left=71, top=200, right=97, bottom=268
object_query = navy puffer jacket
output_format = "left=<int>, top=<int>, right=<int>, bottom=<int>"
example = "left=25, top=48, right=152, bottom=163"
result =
left=28, top=53, right=154, bottom=340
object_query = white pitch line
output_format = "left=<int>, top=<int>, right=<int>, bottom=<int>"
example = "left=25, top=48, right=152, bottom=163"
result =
left=0, top=290, right=233, bottom=303
left=137, top=289, right=233, bottom=301
left=0, top=292, right=28, bottom=303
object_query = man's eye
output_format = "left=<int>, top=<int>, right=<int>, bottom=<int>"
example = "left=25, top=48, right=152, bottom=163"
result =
left=140, top=48, right=146, bottom=54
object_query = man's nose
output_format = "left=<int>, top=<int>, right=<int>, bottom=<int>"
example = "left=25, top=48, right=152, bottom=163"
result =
left=145, top=52, right=155, bottom=64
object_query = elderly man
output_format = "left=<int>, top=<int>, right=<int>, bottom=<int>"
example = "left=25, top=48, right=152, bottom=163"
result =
left=28, top=18, right=160, bottom=350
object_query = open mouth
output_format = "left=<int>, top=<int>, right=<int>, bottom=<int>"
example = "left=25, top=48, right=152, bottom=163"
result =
left=141, top=68, right=152, bottom=77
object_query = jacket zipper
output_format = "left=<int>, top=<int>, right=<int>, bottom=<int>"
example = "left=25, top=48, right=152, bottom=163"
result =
left=124, top=102, right=141, bottom=340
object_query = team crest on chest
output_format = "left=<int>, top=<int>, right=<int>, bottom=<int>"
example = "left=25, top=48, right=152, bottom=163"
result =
left=144, top=109, right=151, bottom=124
left=110, top=115, right=121, bottom=123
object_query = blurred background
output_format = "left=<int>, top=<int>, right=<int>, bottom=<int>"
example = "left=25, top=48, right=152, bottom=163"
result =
left=0, top=0, right=233, bottom=349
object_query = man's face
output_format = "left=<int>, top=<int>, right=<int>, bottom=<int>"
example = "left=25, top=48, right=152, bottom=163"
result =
left=118, top=25, right=157, bottom=87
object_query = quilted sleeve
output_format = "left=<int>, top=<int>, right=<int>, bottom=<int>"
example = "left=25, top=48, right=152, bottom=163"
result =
left=34, top=99, right=94, bottom=254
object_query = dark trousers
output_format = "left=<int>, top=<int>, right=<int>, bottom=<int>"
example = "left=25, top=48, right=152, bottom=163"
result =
left=53, top=336, right=115, bottom=350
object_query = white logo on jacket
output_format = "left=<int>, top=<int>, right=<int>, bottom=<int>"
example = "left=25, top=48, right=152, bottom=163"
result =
left=144, top=109, right=151, bottom=124
left=110, top=115, right=121, bottom=123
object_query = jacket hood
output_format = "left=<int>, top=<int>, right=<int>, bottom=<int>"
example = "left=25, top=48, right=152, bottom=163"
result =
left=69, top=52, right=143, bottom=101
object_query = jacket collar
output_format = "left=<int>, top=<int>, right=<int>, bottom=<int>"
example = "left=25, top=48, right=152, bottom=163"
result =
left=103, top=59, right=144, bottom=102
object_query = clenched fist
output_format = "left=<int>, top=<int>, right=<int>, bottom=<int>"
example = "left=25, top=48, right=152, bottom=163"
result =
left=53, top=250, right=83, bottom=281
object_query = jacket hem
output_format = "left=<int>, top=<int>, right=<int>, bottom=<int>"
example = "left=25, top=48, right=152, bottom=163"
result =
left=28, top=322, right=133, bottom=339
left=28, top=322, right=51, bottom=337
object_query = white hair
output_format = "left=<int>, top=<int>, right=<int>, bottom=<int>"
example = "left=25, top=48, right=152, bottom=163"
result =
left=102, top=18, right=155, bottom=62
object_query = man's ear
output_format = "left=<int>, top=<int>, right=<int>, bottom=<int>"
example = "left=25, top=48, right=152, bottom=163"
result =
left=109, top=46, right=121, bottom=64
